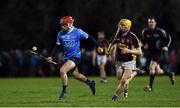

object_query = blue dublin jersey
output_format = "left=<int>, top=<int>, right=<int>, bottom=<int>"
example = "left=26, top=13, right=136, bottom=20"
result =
left=56, top=27, right=89, bottom=60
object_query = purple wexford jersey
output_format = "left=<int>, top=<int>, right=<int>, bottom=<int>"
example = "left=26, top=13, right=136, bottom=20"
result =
left=114, top=31, right=141, bottom=62
left=56, top=27, right=88, bottom=60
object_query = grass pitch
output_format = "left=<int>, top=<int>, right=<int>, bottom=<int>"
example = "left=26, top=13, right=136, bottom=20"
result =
left=0, top=76, right=179, bottom=107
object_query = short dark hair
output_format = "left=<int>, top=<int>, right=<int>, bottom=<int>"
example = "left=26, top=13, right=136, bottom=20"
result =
left=148, top=16, right=156, bottom=21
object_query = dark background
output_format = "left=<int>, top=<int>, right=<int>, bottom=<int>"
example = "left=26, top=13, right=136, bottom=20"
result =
left=0, top=0, right=180, bottom=50
left=0, top=0, right=180, bottom=77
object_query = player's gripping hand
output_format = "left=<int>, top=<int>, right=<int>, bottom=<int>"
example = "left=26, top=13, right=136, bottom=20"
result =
left=47, top=57, right=53, bottom=62
left=121, top=48, right=131, bottom=54
left=97, top=47, right=104, bottom=54
left=144, top=43, right=148, bottom=50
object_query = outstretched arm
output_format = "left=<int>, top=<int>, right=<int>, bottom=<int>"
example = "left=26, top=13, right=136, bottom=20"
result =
left=47, top=44, right=61, bottom=61
left=50, top=44, right=61, bottom=58
left=87, top=35, right=98, bottom=48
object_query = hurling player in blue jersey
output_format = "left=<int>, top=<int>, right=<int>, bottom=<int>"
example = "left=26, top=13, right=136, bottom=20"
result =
left=48, top=16, right=99, bottom=100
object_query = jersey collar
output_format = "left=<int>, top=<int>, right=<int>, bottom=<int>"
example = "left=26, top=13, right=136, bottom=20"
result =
left=67, top=26, right=74, bottom=34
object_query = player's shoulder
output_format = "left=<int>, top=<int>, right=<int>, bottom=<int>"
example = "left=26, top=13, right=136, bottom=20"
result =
left=130, top=31, right=141, bottom=42
left=58, top=30, right=65, bottom=35
left=72, top=27, right=79, bottom=31
left=156, top=27, right=166, bottom=34
left=71, top=27, right=84, bottom=34
left=130, top=32, right=138, bottom=38
left=72, top=27, right=80, bottom=31
left=129, top=32, right=142, bottom=46
left=142, top=28, right=149, bottom=33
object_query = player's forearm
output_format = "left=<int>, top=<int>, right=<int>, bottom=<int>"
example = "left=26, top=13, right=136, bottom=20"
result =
left=108, top=44, right=116, bottom=55
left=129, top=48, right=142, bottom=56
left=88, top=35, right=98, bottom=48
left=50, top=44, right=60, bottom=58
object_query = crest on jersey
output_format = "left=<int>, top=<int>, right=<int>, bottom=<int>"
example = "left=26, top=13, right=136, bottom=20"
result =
left=154, top=34, right=159, bottom=37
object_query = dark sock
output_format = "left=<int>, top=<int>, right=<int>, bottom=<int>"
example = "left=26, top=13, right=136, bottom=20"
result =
left=166, top=72, right=175, bottom=84
left=124, top=90, right=128, bottom=93
left=85, top=79, right=91, bottom=85
left=166, top=71, right=174, bottom=78
left=62, top=85, right=67, bottom=93
left=149, top=74, right=155, bottom=88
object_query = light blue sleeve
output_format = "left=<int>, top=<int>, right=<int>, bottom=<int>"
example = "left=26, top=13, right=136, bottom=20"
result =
left=78, top=29, right=89, bottom=39
left=56, top=32, right=61, bottom=45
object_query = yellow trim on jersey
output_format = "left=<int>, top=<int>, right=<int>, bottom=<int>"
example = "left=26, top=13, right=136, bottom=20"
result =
left=130, top=32, right=142, bottom=61
left=130, top=32, right=142, bottom=47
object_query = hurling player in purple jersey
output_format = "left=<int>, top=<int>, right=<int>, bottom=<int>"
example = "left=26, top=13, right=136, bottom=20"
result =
left=92, top=31, right=109, bottom=83
left=109, top=19, right=142, bottom=101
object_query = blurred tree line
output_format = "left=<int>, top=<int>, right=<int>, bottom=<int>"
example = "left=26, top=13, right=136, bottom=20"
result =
left=0, top=0, right=180, bottom=51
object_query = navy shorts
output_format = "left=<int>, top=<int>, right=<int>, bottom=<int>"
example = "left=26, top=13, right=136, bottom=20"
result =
left=65, top=57, right=81, bottom=67
left=149, top=54, right=161, bottom=64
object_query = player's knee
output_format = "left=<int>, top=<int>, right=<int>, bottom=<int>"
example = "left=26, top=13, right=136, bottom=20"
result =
left=120, top=78, right=127, bottom=85
left=149, top=71, right=155, bottom=75
left=149, top=67, right=155, bottom=73
left=156, top=69, right=164, bottom=74
left=117, top=74, right=122, bottom=80
left=60, top=68, right=66, bottom=75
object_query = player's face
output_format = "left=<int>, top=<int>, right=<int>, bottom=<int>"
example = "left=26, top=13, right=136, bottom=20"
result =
left=97, top=32, right=105, bottom=40
left=148, top=19, right=156, bottom=29
left=61, top=24, right=71, bottom=31
left=60, top=20, right=73, bottom=32
left=119, top=23, right=129, bottom=33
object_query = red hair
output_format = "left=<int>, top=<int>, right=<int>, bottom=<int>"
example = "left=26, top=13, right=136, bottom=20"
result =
left=60, top=16, right=74, bottom=25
